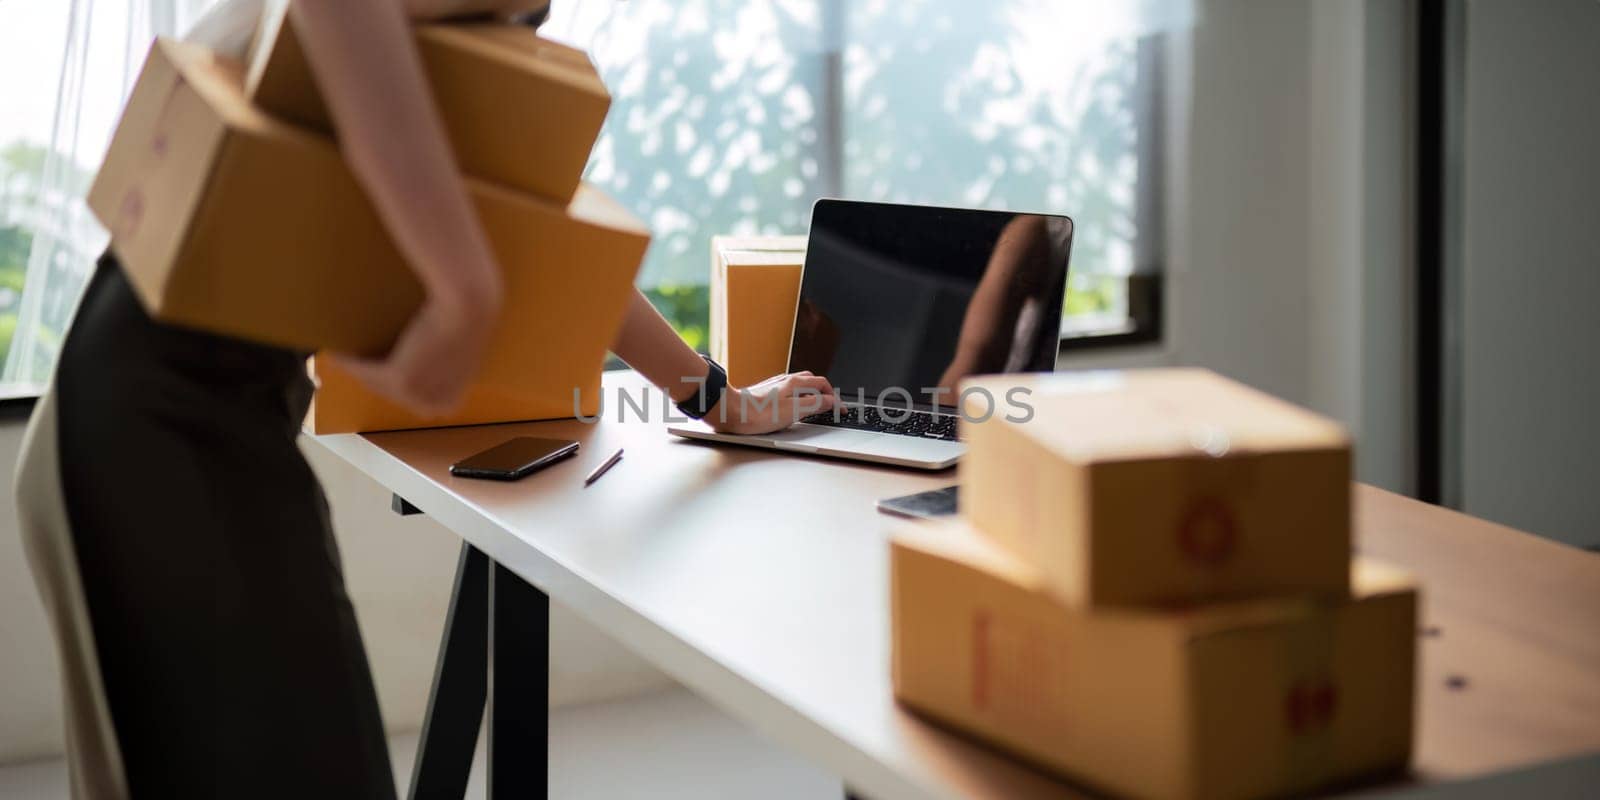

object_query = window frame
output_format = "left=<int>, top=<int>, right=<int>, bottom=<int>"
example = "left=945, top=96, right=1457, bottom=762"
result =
left=1057, top=30, right=1169, bottom=354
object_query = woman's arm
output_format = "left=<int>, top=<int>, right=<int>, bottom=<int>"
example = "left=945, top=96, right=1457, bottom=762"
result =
left=611, top=289, right=837, bottom=433
left=290, top=0, right=505, bottom=414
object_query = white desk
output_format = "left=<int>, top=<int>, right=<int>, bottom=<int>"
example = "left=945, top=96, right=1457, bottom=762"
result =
left=310, top=371, right=1600, bottom=799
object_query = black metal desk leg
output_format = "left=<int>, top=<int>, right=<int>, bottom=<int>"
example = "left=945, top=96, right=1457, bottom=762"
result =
left=489, top=561, right=550, bottom=799
left=409, top=543, right=490, bottom=800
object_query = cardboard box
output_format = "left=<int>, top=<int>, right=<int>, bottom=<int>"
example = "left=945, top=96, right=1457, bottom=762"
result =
left=246, top=8, right=608, bottom=203
left=960, top=369, right=1352, bottom=608
left=891, top=521, right=1416, bottom=800
left=708, top=235, right=805, bottom=387
left=89, top=39, right=416, bottom=354
left=305, top=181, right=647, bottom=433
left=88, top=39, right=648, bottom=411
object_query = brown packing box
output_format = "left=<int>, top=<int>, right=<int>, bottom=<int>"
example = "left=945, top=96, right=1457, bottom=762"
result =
left=891, top=521, right=1416, bottom=800
left=960, top=369, right=1352, bottom=608
left=305, top=179, right=647, bottom=433
left=246, top=8, right=608, bottom=202
left=708, top=235, right=805, bottom=387
left=87, top=40, right=649, bottom=429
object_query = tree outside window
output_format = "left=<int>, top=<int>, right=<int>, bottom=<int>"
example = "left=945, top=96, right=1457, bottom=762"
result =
left=544, top=0, right=1172, bottom=350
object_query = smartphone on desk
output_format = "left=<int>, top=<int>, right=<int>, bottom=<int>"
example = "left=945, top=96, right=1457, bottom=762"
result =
left=876, top=485, right=958, bottom=520
left=450, top=437, right=579, bottom=481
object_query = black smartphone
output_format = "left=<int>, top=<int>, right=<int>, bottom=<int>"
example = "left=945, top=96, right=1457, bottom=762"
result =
left=450, top=437, right=579, bottom=481
left=875, top=485, right=959, bottom=520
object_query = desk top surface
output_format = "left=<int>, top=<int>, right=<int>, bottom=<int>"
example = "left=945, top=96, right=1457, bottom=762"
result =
left=311, top=371, right=1600, bottom=800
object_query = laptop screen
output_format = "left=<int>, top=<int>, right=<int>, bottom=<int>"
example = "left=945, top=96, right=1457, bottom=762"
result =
left=787, top=199, right=1073, bottom=411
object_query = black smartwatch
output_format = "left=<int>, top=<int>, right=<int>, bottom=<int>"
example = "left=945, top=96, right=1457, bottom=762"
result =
left=676, top=355, right=729, bottom=420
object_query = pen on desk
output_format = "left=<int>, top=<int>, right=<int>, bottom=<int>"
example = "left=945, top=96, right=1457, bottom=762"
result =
left=584, top=447, right=624, bottom=487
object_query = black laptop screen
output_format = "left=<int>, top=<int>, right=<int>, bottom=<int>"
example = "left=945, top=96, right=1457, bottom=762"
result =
left=787, top=199, right=1072, bottom=410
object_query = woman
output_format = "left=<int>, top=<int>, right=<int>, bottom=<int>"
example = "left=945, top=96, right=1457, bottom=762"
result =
left=15, top=1, right=834, bottom=797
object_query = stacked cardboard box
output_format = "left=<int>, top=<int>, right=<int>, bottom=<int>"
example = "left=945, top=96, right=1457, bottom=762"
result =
left=891, top=369, right=1417, bottom=799
left=707, top=235, right=806, bottom=387
left=244, top=10, right=609, bottom=203
left=88, top=14, right=647, bottom=433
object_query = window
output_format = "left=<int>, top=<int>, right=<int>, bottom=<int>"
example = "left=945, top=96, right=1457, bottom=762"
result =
left=0, top=0, right=76, bottom=396
left=542, top=0, right=1186, bottom=354
left=0, top=0, right=218, bottom=397
left=0, top=1, right=1184, bottom=400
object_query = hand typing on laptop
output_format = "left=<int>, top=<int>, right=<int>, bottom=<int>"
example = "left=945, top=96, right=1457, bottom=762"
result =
left=608, top=288, right=839, bottom=436
left=704, top=371, right=841, bottom=435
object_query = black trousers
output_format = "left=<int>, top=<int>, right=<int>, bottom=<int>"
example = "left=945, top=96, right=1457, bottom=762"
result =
left=53, top=255, right=396, bottom=798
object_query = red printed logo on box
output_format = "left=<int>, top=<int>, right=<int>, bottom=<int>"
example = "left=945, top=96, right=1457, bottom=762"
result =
left=1285, top=678, right=1340, bottom=734
left=1177, top=496, right=1237, bottom=567
left=970, top=609, right=1069, bottom=730
left=116, top=190, right=144, bottom=240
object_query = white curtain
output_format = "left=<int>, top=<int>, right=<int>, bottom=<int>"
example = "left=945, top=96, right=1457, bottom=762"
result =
left=3, top=0, right=219, bottom=386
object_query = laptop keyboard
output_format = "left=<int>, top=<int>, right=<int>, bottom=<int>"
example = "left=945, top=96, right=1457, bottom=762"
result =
left=800, top=405, right=961, bottom=441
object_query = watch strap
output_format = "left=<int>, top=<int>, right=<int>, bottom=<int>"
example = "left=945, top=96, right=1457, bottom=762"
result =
left=677, top=355, right=728, bottom=420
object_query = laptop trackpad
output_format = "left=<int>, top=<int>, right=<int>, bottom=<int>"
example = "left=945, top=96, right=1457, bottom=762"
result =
left=766, top=424, right=878, bottom=449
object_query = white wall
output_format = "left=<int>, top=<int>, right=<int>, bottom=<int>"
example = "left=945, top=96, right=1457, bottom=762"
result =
left=1457, top=0, right=1600, bottom=547
left=1063, top=0, right=1316, bottom=392
left=1168, top=0, right=1317, bottom=404
left=0, top=419, right=670, bottom=765
left=1306, top=0, right=1416, bottom=494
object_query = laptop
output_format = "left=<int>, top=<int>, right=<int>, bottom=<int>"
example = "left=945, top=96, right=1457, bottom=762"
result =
left=668, top=198, right=1073, bottom=469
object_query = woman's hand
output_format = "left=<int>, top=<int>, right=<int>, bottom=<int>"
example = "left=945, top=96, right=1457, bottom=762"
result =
left=332, top=292, right=499, bottom=416
left=606, top=290, right=838, bottom=434
left=705, top=372, right=839, bottom=435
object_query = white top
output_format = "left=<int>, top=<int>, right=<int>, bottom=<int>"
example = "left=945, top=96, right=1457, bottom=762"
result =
left=183, top=0, right=276, bottom=59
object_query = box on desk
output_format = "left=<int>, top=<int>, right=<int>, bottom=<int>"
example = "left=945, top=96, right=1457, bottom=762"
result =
left=890, top=521, right=1416, bottom=800
left=708, top=235, right=805, bottom=387
left=87, top=40, right=649, bottom=428
left=960, top=369, right=1352, bottom=608
left=246, top=8, right=609, bottom=203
